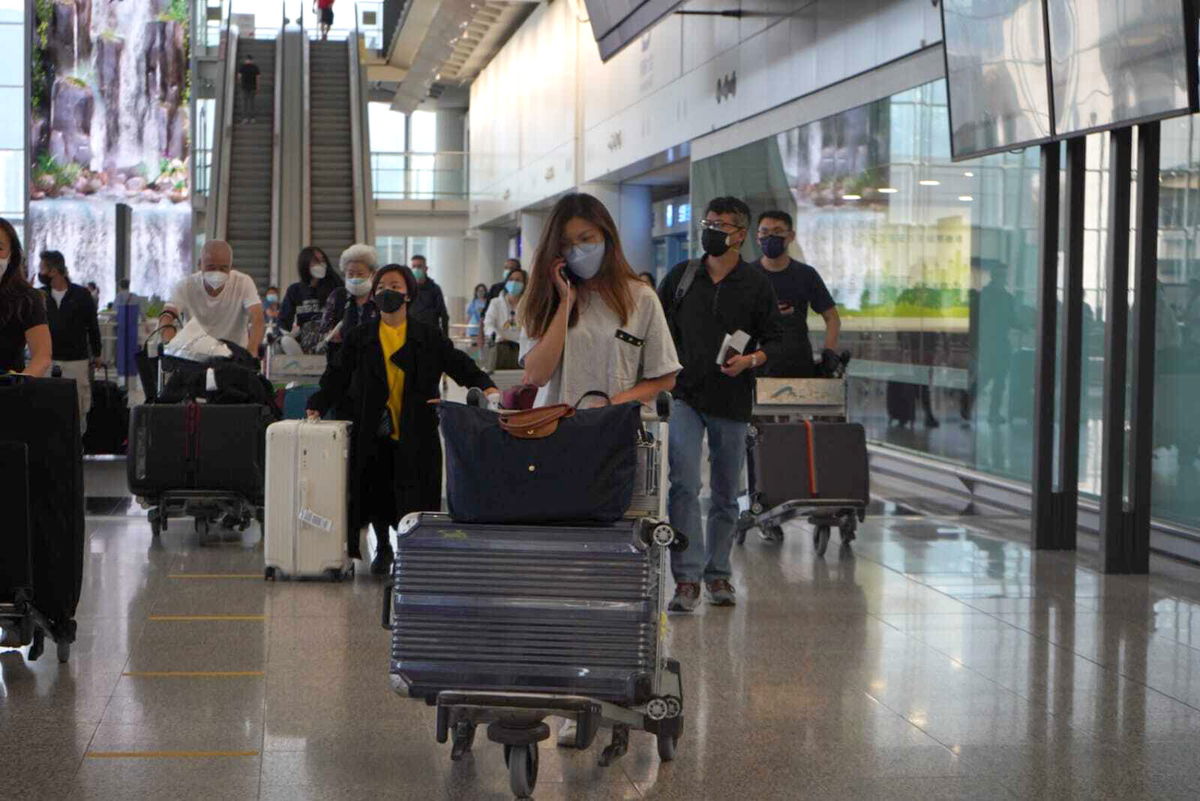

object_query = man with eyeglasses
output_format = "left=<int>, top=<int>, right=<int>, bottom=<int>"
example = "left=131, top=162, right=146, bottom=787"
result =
left=658, top=196, right=784, bottom=612
left=754, top=210, right=840, bottom=377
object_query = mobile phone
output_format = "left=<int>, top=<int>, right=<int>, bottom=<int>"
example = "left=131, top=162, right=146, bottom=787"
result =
left=561, top=263, right=584, bottom=286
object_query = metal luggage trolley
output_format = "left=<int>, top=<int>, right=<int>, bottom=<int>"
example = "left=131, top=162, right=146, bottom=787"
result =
left=384, top=392, right=684, bottom=800
left=736, top=376, right=867, bottom=556
left=136, top=341, right=266, bottom=543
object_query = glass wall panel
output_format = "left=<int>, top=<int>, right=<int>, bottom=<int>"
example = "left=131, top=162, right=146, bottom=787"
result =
left=693, top=80, right=1042, bottom=482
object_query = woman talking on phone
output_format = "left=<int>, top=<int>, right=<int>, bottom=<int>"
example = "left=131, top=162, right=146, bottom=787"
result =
left=519, top=193, right=680, bottom=408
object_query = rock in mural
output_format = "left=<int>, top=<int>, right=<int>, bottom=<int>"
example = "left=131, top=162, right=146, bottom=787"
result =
left=30, top=0, right=193, bottom=306
left=31, top=0, right=191, bottom=205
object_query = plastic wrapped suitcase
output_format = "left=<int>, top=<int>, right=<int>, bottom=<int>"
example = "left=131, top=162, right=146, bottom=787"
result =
left=264, top=420, right=353, bottom=580
left=127, top=403, right=271, bottom=501
left=389, top=513, right=672, bottom=705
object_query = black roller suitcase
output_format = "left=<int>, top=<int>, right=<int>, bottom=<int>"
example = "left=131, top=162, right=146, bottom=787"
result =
left=127, top=403, right=271, bottom=502
left=886, top=380, right=917, bottom=426
left=84, top=369, right=129, bottom=454
left=0, top=442, right=33, bottom=609
left=389, top=513, right=670, bottom=705
left=751, top=421, right=870, bottom=510
left=0, top=376, right=85, bottom=630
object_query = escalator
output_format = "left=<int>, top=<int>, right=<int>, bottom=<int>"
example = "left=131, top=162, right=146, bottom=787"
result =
left=224, top=37, right=276, bottom=290
left=308, top=39, right=359, bottom=259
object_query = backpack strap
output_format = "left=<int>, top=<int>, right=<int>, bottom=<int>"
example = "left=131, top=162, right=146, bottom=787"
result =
left=671, top=259, right=702, bottom=315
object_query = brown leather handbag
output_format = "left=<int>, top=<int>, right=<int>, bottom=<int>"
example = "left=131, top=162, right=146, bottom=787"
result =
left=497, top=404, right=575, bottom=439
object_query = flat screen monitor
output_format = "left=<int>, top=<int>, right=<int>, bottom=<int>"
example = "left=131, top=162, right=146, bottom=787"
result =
left=1046, top=0, right=1197, bottom=137
left=583, top=0, right=684, bottom=62
left=941, top=0, right=1056, bottom=160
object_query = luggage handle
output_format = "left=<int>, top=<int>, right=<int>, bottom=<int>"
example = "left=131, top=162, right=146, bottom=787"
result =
left=380, top=581, right=394, bottom=630
left=574, top=390, right=611, bottom=409
left=498, top=403, right=575, bottom=439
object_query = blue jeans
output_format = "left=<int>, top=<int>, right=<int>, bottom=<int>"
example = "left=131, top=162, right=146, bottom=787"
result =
left=668, top=400, right=747, bottom=583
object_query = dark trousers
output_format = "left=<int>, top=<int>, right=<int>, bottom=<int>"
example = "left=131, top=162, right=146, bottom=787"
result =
left=239, top=87, right=256, bottom=120
left=364, top=437, right=400, bottom=554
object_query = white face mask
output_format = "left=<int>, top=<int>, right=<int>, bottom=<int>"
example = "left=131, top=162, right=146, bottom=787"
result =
left=346, top=276, right=371, bottom=297
left=310, top=263, right=327, bottom=279
left=203, top=271, right=229, bottom=290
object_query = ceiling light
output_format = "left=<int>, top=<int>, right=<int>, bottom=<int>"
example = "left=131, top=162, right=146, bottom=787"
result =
left=918, top=179, right=940, bottom=186
left=878, top=187, right=898, bottom=194
left=958, top=195, right=973, bottom=202
left=842, top=194, right=861, bottom=200
left=963, top=171, right=975, bottom=177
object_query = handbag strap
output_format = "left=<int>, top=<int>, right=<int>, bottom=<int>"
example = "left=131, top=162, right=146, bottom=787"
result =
left=574, top=390, right=611, bottom=408
left=499, top=403, right=575, bottom=439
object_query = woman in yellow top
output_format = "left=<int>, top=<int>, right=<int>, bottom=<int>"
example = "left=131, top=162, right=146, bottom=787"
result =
left=307, top=265, right=499, bottom=574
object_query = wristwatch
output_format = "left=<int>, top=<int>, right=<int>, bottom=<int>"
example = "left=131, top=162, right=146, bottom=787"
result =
left=749, top=353, right=760, bottom=368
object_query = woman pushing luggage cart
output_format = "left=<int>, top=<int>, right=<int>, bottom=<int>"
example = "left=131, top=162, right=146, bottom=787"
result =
left=384, top=389, right=684, bottom=800
left=736, top=352, right=869, bottom=557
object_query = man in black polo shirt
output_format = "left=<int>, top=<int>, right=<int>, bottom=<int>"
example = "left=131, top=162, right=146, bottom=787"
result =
left=237, top=54, right=260, bottom=124
left=37, top=250, right=101, bottom=434
left=659, top=196, right=784, bottom=611
left=754, top=210, right=840, bottom=376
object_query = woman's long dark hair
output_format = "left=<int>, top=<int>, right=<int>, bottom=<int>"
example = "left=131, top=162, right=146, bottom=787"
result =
left=0, top=217, right=36, bottom=327
left=518, top=193, right=637, bottom=339
left=298, top=246, right=344, bottom=288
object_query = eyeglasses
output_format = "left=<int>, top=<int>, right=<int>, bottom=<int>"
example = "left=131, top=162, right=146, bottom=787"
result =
left=700, top=220, right=744, bottom=234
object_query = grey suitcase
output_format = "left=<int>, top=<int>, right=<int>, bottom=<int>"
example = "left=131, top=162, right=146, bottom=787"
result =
left=388, top=512, right=675, bottom=705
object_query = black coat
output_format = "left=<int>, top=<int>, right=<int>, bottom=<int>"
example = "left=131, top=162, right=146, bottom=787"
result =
left=409, top=277, right=449, bottom=335
left=307, top=317, right=494, bottom=555
left=43, top=283, right=101, bottom=361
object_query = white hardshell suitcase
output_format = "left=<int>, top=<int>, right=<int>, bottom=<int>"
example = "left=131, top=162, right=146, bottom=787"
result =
left=264, top=420, right=353, bottom=580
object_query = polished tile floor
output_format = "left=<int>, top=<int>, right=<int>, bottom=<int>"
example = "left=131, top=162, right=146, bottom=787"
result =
left=5, top=482, right=1200, bottom=800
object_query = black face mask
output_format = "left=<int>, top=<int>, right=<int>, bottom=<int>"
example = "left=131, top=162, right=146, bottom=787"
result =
left=376, top=289, right=408, bottom=314
left=759, top=235, right=787, bottom=259
left=701, top=227, right=733, bottom=258
left=38, top=273, right=53, bottom=287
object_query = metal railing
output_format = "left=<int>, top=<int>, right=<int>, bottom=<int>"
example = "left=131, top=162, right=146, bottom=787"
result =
left=370, top=151, right=468, bottom=200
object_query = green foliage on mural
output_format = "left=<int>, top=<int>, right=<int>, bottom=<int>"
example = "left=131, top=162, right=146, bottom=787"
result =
left=31, top=0, right=52, bottom=111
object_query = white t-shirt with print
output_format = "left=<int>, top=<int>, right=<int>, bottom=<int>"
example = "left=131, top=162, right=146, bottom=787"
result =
left=169, top=270, right=262, bottom=349
left=519, top=280, right=681, bottom=408
left=484, top=292, right=522, bottom=343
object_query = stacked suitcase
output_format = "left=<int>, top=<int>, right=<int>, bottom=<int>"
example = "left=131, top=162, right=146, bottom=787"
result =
left=737, top=375, right=870, bottom=556
left=386, top=394, right=683, bottom=799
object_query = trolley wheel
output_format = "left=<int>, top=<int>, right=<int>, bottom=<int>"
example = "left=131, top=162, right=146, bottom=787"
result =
left=813, top=525, right=831, bottom=558
left=758, top=524, right=784, bottom=544
left=56, top=638, right=71, bottom=664
left=735, top=528, right=747, bottom=546
left=149, top=508, right=162, bottom=538
left=326, top=568, right=349, bottom=582
left=28, top=627, right=45, bottom=662
left=195, top=517, right=210, bottom=540
left=449, top=721, right=476, bottom=761
left=839, top=524, right=856, bottom=545
left=657, top=732, right=678, bottom=762
left=506, top=743, right=538, bottom=799
left=264, top=567, right=278, bottom=581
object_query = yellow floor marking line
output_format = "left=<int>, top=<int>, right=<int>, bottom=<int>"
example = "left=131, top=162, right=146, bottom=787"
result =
left=121, top=671, right=265, bottom=678
left=148, top=615, right=266, bottom=621
left=86, top=751, right=259, bottom=759
left=167, top=573, right=262, bottom=579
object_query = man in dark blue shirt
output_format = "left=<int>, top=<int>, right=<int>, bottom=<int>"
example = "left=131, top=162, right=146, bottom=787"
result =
left=753, top=210, right=840, bottom=377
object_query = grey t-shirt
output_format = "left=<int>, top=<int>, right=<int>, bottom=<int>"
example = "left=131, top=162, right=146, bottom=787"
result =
left=519, top=280, right=681, bottom=408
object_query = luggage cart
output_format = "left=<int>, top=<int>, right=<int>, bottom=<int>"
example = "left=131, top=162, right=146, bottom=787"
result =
left=736, top=376, right=867, bottom=556
left=386, top=392, right=684, bottom=800
left=134, top=342, right=267, bottom=543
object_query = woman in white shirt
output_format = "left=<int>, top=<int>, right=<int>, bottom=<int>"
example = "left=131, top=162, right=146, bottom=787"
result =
left=483, top=267, right=525, bottom=344
left=520, top=193, right=680, bottom=408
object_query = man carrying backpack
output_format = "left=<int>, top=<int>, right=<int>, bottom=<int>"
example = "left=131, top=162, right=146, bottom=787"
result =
left=658, top=196, right=784, bottom=611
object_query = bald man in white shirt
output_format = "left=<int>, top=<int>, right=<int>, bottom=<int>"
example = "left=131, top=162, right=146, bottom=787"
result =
left=159, top=240, right=265, bottom=354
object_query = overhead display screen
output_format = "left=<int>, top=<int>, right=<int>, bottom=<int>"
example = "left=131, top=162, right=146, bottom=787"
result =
left=1046, top=0, right=1197, bottom=137
left=941, top=0, right=1055, bottom=160
left=583, top=0, right=683, bottom=62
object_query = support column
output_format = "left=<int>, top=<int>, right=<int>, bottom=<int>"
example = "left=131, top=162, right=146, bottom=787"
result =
left=435, top=110, right=466, bottom=199
left=1099, top=128, right=1134, bottom=574
left=1126, top=121, right=1162, bottom=574
left=1055, top=137, right=1087, bottom=549
left=1031, top=142, right=1061, bottom=549
left=519, top=211, right=546, bottom=263
left=429, top=236, right=467, bottom=326
left=474, top=227, right=511, bottom=288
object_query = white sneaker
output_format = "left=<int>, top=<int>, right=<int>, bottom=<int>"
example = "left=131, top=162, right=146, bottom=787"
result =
left=556, top=718, right=578, bottom=748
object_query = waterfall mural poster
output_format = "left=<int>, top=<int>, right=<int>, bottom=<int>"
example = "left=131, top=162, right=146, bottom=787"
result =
left=28, top=0, right=192, bottom=306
